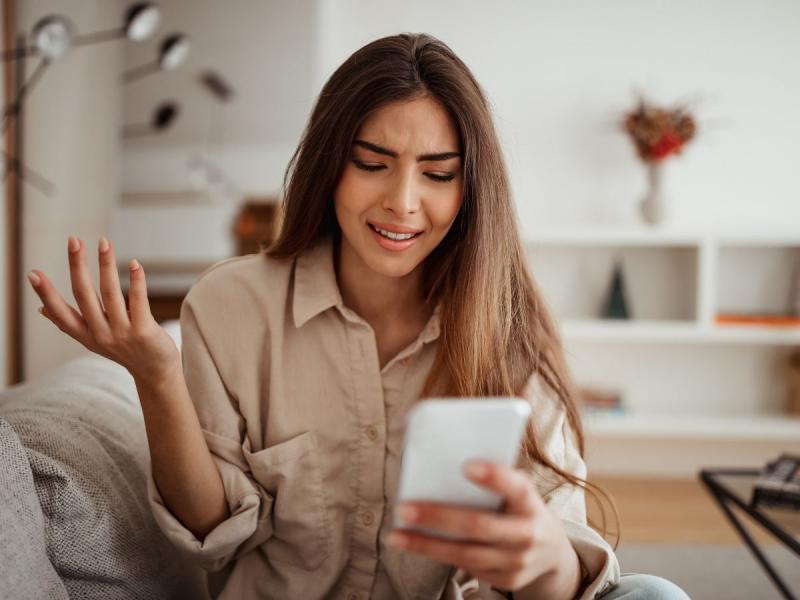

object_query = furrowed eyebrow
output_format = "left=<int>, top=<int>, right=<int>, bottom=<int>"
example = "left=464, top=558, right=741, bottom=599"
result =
left=353, top=139, right=461, bottom=162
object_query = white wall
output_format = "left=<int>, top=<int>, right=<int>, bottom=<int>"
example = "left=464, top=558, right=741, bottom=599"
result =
left=116, top=0, right=316, bottom=268
left=120, top=1, right=800, bottom=272
left=19, top=0, right=123, bottom=381
left=314, top=0, right=800, bottom=233
left=4, top=2, right=786, bottom=464
left=115, top=1, right=800, bottom=476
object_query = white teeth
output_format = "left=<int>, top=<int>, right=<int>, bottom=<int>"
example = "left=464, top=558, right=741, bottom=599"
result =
left=373, top=226, right=416, bottom=241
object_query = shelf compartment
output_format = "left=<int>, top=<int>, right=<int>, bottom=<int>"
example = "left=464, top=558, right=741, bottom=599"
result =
left=584, top=412, right=800, bottom=441
left=564, top=343, right=795, bottom=417
left=716, top=244, right=800, bottom=317
left=526, top=244, right=699, bottom=322
left=560, top=319, right=800, bottom=345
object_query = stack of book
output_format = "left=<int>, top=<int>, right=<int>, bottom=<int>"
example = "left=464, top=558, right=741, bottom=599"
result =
left=577, top=386, right=625, bottom=415
left=751, top=454, right=800, bottom=511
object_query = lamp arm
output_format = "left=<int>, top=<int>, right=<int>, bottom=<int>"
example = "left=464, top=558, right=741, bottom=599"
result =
left=72, top=27, right=125, bottom=47
left=1, top=150, right=55, bottom=196
left=122, top=61, right=159, bottom=84
left=1, top=58, right=50, bottom=126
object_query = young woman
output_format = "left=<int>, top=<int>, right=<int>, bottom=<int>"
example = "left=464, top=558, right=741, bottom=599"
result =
left=28, top=33, right=689, bottom=600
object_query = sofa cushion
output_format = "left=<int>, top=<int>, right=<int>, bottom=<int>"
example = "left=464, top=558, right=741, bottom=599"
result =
left=0, top=418, right=69, bottom=599
left=0, top=331, right=209, bottom=599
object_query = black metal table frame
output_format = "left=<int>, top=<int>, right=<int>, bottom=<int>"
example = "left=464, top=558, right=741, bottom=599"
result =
left=699, top=468, right=800, bottom=600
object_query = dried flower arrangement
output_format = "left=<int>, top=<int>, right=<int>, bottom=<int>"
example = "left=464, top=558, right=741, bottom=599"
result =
left=621, top=95, right=697, bottom=163
left=620, top=94, right=699, bottom=224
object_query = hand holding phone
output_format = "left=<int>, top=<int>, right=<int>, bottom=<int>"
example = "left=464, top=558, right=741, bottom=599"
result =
left=393, top=397, right=531, bottom=540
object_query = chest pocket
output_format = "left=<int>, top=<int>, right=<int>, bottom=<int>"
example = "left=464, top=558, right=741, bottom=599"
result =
left=243, top=430, right=331, bottom=570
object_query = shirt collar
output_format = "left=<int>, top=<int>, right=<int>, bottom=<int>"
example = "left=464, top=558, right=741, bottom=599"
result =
left=419, top=302, right=442, bottom=344
left=291, top=235, right=442, bottom=345
left=292, top=236, right=342, bottom=328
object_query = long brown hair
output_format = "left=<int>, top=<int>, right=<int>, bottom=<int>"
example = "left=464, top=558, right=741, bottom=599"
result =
left=267, top=33, right=618, bottom=547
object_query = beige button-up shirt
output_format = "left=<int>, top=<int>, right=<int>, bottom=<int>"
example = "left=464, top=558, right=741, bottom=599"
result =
left=146, top=236, right=620, bottom=600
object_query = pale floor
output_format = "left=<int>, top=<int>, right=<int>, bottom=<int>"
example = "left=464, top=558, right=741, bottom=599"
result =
left=586, top=477, right=780, bottom=546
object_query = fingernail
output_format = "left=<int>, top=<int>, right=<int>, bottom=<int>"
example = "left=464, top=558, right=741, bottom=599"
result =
left=27, top=271, right=40, bottom=287
left=99, top=237, right=109, bottom=253
left=465, top=461, right=488, bottom=478
left=68, top=236, right=79, bottom=253
left=396, top=505, right=418, bottom=522
left=129, top=259, right=140, bottom=271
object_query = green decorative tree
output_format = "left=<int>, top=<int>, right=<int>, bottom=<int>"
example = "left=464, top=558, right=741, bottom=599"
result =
left=603, top=260, right=631, bottom=319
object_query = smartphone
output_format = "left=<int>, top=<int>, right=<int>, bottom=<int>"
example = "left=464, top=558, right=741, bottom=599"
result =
left=393, top=397, right=531, bottom=540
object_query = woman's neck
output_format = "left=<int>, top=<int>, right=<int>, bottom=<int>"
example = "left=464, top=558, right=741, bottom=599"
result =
left=335, top=236, right=428, bottom=329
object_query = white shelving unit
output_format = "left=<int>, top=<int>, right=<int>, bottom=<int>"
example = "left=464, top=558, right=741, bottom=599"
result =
left=525, top=226, right=800, bottom=477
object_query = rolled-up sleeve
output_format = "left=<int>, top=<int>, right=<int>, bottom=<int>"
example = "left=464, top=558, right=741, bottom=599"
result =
left=446, top=374, right=620, bottom=600
left=146, top=283, right=275, bottom=572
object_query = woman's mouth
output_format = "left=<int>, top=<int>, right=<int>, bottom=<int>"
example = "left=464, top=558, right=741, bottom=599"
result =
left=367, top=222, right=423, bottom=251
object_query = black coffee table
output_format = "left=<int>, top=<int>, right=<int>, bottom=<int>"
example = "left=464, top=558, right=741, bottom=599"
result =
left=699, top=468, right=800, bottom=600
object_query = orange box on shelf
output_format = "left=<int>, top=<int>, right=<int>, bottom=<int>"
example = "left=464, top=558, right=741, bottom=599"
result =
left=715, top=313, right=800, bottom=328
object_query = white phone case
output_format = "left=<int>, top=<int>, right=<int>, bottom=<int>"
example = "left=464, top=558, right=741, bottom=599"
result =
left=393, top=397, right=531, bottom=539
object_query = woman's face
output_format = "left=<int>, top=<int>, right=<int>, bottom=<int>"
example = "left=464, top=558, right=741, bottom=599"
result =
left=334, top=95, right=464, bottom=279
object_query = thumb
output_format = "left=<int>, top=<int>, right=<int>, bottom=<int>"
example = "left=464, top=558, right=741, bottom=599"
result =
left=465, top=461, right=543, bottom=516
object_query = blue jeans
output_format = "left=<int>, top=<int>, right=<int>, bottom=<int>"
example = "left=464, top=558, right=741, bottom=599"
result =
left=598, top=573, right=691, bottom=599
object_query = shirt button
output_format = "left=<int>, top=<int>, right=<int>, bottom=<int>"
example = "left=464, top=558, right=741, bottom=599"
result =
left=366, top=425, right=379, bottom=441
left=362, top=511, right=375, bottom=526
left=347, top=593, right=360, bottom=600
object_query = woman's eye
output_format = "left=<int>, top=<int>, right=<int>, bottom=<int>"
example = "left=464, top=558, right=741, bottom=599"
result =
left=352, top=159, right=384, bottom=172
left=426, top=173, right=456, bottom=183
left=351, top=159, right=455, bottom=183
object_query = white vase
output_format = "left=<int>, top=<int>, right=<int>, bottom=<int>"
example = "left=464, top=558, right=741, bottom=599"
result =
left=639, top=161, right=667, bottom=225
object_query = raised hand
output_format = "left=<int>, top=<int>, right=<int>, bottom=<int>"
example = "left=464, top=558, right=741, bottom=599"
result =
left=27, top=235, right=181, bottom=385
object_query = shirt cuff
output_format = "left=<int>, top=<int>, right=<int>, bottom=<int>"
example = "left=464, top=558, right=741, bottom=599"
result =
left=561, top=518, right=620, bottom=599
left=442, top=568, right=509, bottom=599
left=146, top=464, right=274, bottom=572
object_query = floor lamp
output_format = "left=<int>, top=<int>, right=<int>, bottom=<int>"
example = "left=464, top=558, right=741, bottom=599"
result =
left=1, top=2, right=185, bottom=383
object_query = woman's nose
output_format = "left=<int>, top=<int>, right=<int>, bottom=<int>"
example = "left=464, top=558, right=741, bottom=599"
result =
left=381, top=171, right=420, bottom=214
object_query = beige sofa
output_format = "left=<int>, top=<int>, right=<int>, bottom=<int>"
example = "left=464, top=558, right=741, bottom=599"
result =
left=0, top=320, right=210, bottom=599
